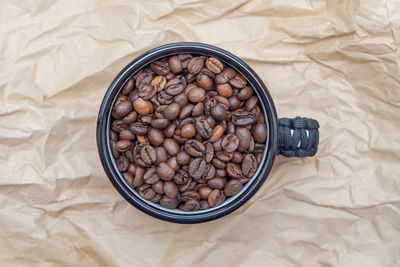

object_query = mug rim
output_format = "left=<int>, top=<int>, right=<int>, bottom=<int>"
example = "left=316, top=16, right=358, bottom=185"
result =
left=97, top=42, right=279, bottom=223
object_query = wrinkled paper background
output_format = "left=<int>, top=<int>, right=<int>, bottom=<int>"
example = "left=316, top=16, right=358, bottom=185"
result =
left=1, top=0, right=400, bottom=266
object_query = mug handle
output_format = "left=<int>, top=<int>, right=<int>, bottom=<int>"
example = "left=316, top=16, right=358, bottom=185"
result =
left=278, top=117, right=320, bottom=157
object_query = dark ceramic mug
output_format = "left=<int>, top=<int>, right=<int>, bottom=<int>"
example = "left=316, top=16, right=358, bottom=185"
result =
left=97, top=42, right=319, bottom=223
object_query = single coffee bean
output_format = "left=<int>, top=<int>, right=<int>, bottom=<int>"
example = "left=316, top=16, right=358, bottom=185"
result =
left=152, top=180, right=164, bottom=194
left=209, top=125, right=224, bottom=142
left=165, top=77, right=186, bottom=96
left=119, top=129, right=135, bottom=140
left=216, top=151, right=233, bottom=162
left=169, top=55, right=183, bottom=74
left=231, top=110, right=256, bottom=126
left=150, top=194, right=162, bottom=203
left=163, top=181, right=178, bottom=198
left=160, top=196, right=179, bottom=209
left=122, top=79, right=134, bottom=95
left=215, top=67, right=235, bottom=85
left=138, top=84, right=157, bottom=100
left=212, top=158, right=226, bottom=169
left=151, top=76, right=167, bottom=92
left=237, top=86, right=253, bottom=100
left=180, top=124, right=196, bottom=139
left=154, top=147, right=168, bottom=165
left=112, top=100, right=133, bottom=119
left=202, top=164, right=216, bottom=180
left=179, top=199, right=200, bottom=211
left=140, top=187, right=156, bottom=200
left=163, top=138, right=180, bottom=156
left=156, top=162, right=175, bottom=181
left=167, top=156, right=179, bottom=171
left=226, top=162, right=243, bottom=179
left=199, top=200, right=210, bottom=210
left=188, top=57, right=204, bottom=74
left=195, top=119, right=213, bottom=139
left=133, top=97, right=151, bottom=116
left=199, top=186, right=212, bottom=200
left=206, top=57, right=224, bottom=74
left=116, top=140, right=131, bottom=152
left=236, top=127, right=251, bottom=152
left=185, top=139, right=205, bottom=157
left=245, top=96, right=258, bottom=111
left=213, top=137, right=223, bottom=152
left=150, top=61, right=169, bottom=76
left=163, top=103, right=181, bottom=120
left=248, top=136, right=255, bottom=153
left=192, top=102, right=204, bottom=116
left=221, top=134, right=239, bottom=152
left=148, top=128, right=164, bottom=146
left=216, top=83, right=233, bottom=97
left=111, top=120, right=128, bottom=133
left=174, top=92, right=188, bottom=108
left=252, top=123, right=267, bottom=143
left=163, top=124, right=176, bottom=137
left=189, top=158, right=207, bottom=179
left=215, top=168, right=226, bottom=177
left=129, top=122, right=148, bottom=135
left=188, top=87, right=206, bottom=103
left=242, top=154, right=257, bottom=177
left=157, top=91, right=173, bottom=105
left=122, top=172, right=133, bottom=186
left=125, top=149, right=135, bottom=162
left=229, top=73, right=247, bottom=88
left=211, top=104, right=227, bottom=121
left=176, top=151, right=191, bottom=165
left=196, top=73, right=213, bottom=90
left=143, top=167, right=160, bottom=184
left=224, top=179, right=242, bottom=196
left=228, top=96, right=242, bottom=111
left=181, top=191, right=200, bottom=202
left=127, top=163, right=136, bottom=175
left=151, top=118, right=170, bottom=129
left=178, top=54, right=193, bottom=68
left=227, top=121, right=236, bottom=134
left=204, top=142, right=214, bottom=163
left=117, top=155, right=129, bottom=172
left=214, top=95, right=230, bottom=110
left=208, top=189, right=226, bottom=207
left=231, top=151, right=244, bottom=164
left=180, top=104, right=194, bottom=119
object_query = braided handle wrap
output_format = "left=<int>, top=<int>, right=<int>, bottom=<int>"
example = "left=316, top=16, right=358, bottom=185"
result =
left=278, top=117, right=319, bottom=157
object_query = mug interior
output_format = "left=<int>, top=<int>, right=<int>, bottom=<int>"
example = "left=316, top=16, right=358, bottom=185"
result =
left=97, top=43, right=278, bottom=223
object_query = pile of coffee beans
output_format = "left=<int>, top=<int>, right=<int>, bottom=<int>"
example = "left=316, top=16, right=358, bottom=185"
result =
left=110, top=54, right=267, bottom=211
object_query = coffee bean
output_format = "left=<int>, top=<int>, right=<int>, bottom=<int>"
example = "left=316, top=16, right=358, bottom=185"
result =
left=174, top=92, right=188, bottom=108
left=188, top=87, right=206, bottom=103
left=129, top=122, right=148, bottom=135
left=181, top=191, right=200, bottom=202
left=151, top=118, right=170, bottom=129
left=245, top=96, right=258, bottom=111
left=181, top=124, right=196, bottom=139
left=215, top=67, right=235, bottom=85
left=179, top=104, right=194, bottom=119
left=215, top=168, right=226, bottom=177
left=112, top=100, right=132, bottom=119
left=202, top=164, right=216, bottom=180
left=206, top=57, right=224, bottom=74
left=163, top=138, right=180, bottom=156
left=217, top=83, right=233, bottom=97
left=189, top=158, right=207, bottom=179
left=163, top=124, right=176, bottom=137
left=160, top=196, right=179, bottom=209
left=143, top=167, right=160, bottom=184
left=151, top=76, right=167, bottom=92
left=156, top=162, right=175, bottom=181
left=229, top=73, right=247, bottom=88
left=209, top=125, right=224, bottom=142
left=195, top=119, right=212, bottom=139
left=148, top=128, right=164, bottom=146
left=138, top=84, right=157, bottom=100
left=228, top=96, right=242, bottom=110
left=232, top=110, right=256, bottom=126
left=135, top=72, right=153, bottom=90
left=157, top=91, right=173, bottom=105
left=122, top=79, right=134, bottom=95
left=199, top=200, right=210, bottom=210
left=150, top=61, right=170, bottom=76
left=231, top=151, right=244, bottom=164
left=176, top=151, right=191, bottom=165
left=166, top=77, right=186, bottom=96
left=236, top=127, right=251, bottom=152
left=204, top=142, right=214, bottom=163
left=199, top=186, right=212, bottom=200
left=117, top=155, right=129, bottom=172
left=163, top=181, right=178, bottom=198
left=185, top=139, right=205, bottom=157
left=167, top=157, right=179, bottom=171
left=119, top=129, right=135, bottom=140
left=212, top=158, right=226, bottom=169
left=196, top=73, right=213, bottom=90
left=133, top=97, right=151, bottom=116
left=226, top=163, right=243, bottom=179
left=169, top=55, right=183, bottom=74
left=213, top=137, right=223, bottom=152
left=192, top=102, right=204, bottom=116
left=216, top=151, right=233, bottom=162
left=242, top=154, right=257, bottom=177
left=188, top=57, right=204, bottom=74
left=163, top=103, right=181, bottom=120
left=224, top=179, right=242, bottom=196
left=252, top=123, right=267, bottom=143
left=221, top=134, right=239, bottom=152
left=178, top=54, right=193, bottom=68
left=211, top=104, right=227, bottom=121
left=179, top=199, right=200, bottom=211
left=152, top=180, right=164, bottom=194
left=208, top=189, right=226, bottom=207
left=237, top=86, right=253, bottom=100
left=208, top=177, right=227, bottom=190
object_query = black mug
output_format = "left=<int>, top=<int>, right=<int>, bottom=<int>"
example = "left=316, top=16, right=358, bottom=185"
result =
left=97, top=42, right=319, bottom=223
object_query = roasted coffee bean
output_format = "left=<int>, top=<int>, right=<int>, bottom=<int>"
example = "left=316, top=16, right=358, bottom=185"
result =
left=163, top=138, right=180, bottom=156
left=148, top=128, right=164, bottom=146
left=169, top=55, right=183, bottom=74
left=189, top=158, right=207, bottom=179
left=252, top=123, right=267, bottom=143
left=192, top=102, right=204, bottom=116
left=181, top=124, right=196, bottom=139
left=129, top=122, right=148, bottom=135
left=184, top=139, right=205, bottom=157
left=160, top=196, right=179, bottom=209
left=236, top=127, right=251, bottom=152
left=176, top=151, right=191, bottom=165
left=156, top=162, right=175, bottom=181
left=188, top=87, right=206, bottom=103
left=242, top=154, right=257, bottom=177
left=117, top=155, right=129, bottom=172
left=152, top=180, right=164, bottom=194
left=188, top=57, right=204, bottom=74
left=224, top=179, right=242, bottom=196
left=151, top=118, right=170, bottom=129
left=112, top=100, right=132, bottom=119
left=232, top=111, right=256, bottom=126
left=196, top=73, right=213, bottom=90
left=206, top=57, right=224, bottom=74
left=110, top=53, right=265, bottom=211
left=162, top=103, right=180, bottom=120
left=226, top=162, right=243, bottom=179
left=163, top=181, right=178, bottom=198
left=151, top=61, right=170, bottom=76
left=208, top=189, right=226, bottom=207
left=221, top=134, right=239, bottom=152
left=211, top=104, right=227, bottom=121
left=237, top=86, right=253, bottom=100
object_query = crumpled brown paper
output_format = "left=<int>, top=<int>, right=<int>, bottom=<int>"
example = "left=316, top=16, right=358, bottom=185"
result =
left=1, top=0, right=400, bottom=266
